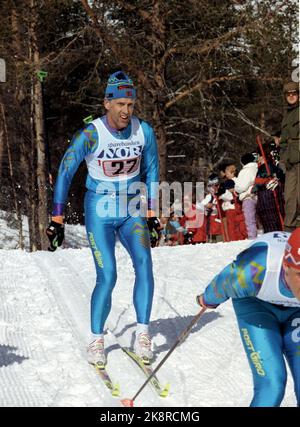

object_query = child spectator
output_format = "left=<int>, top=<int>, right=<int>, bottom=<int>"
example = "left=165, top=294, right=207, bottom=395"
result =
left=165, top=212, right=187, bottom=245
left=181, top=201, right=206, bottom=244
left=197, top=174, right=223, bottom=242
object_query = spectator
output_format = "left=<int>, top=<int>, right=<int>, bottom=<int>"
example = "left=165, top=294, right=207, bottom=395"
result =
left=224, top=164, right=237, bottom=181
left=197, top=174, right=223, bottom=242
left=171, top=198, right=183, bottom=217
left=165, top=212, right=186, bottom=245
left=218, top=163, right=231, bottom=180
left=235, top=153, right=258, bottom=239
left=253, top=143, right=285, bottom=233
left=217, top=162, right=236, bottom=197
left=280, top=81, right=300, bottom=231
left=219, top=179, right=247, bottom=241
left=181, top=199, right=206, bottom=245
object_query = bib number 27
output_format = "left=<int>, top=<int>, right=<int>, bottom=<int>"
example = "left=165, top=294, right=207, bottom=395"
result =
left=102, top=157, right=140, bottom=177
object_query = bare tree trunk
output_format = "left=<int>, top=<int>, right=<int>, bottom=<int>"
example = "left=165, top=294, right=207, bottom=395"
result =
left=29, top=0, right=49, bottom=250
left=0, top=122, right=4, bottom=179
left=11, top=5, right=32, bottom=251
left=32, top=76, right=49, bottom=250
left=0, top=102, right=24, bottom=249
left=12, top=4, right=38, bottom=251
left=11, top=8, right=26, bottom=105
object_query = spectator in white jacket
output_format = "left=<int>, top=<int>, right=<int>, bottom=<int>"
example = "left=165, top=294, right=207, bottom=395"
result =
left=234, top=153, right=258, bottom=239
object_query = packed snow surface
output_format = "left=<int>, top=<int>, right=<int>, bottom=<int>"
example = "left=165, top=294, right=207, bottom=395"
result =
left=0, top=222, right=296, bottom=406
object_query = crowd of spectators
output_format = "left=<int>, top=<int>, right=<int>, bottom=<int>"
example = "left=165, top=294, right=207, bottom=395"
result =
left=149, top=81, right=299, bottom=248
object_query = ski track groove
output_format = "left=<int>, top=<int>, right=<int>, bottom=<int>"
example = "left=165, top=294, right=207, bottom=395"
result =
left=0, top=252, right=51, bottom=406
left=32, top=252, right=116, bottom=407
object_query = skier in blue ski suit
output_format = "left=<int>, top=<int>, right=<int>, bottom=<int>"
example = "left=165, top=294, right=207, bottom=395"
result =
left=197, top=229, right=300, bottom=407
left=46, top=71, right=159, bottom=365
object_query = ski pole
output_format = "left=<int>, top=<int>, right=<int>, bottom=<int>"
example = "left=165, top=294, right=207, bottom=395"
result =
left=121, top=306, right=207, bottom=407
left=256, top=135, right=284, bottom=230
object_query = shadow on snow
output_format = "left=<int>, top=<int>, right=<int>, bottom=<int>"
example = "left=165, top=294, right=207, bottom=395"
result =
left=107, top=311, right=221, bottom=361
left=0, top=345, right=28, bottom=367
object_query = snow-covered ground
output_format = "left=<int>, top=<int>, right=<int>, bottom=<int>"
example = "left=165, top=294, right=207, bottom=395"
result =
left=0, top=217, right=297, bottom=407
left=0, top=210, right=89, bottom=250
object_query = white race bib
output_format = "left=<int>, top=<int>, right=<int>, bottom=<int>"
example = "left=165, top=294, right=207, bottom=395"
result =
left=255, top=232, right=300, bottom=307
left=86, top=116, right=145, bottom=182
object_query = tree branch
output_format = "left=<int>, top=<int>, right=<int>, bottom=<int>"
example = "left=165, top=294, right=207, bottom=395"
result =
left=158, top=11, right=271, bottom=73
left=165, top=75, right=282, bottom=110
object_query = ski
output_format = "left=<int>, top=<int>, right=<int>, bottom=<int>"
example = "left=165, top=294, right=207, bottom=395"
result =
left=122, top=348, right=170, bottom=398
left=91, top=362, right=120, bottom=397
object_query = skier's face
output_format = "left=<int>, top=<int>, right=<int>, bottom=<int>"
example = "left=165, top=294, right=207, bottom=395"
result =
left=283, top=263, right=300, bottom=301
left=104, top=98, right=135, bottom=130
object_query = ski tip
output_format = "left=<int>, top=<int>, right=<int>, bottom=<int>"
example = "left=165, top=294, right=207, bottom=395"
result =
left=159, top=383, right=170, bottom=398
left=112, top=384, right=120, bottom=397
left=121, top=398, right=134, bottom=407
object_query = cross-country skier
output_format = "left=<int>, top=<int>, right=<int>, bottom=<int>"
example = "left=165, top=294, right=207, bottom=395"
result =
left=197, top=229, right=300, bottom=407
left=46, top=71, right=159, bottom=367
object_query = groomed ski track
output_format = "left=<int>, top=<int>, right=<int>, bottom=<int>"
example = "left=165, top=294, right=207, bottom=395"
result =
left=0, top=243, right=296, bottom=406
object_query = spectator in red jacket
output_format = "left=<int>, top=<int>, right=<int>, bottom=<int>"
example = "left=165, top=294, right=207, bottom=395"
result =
left=220, top=179, right=247, bottom=241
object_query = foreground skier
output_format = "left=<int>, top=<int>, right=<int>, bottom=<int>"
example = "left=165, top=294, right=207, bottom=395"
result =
left=46, top=71, right=159, bottom=367
left=197, top=229, right=300, bottom=406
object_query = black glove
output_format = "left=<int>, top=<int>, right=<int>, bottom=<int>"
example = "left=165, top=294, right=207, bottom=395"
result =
left=147, top=217, right=160, bottom=233
left=147, top=217, right=161, bottom=248
left=46, top=220, right=64, bottom=252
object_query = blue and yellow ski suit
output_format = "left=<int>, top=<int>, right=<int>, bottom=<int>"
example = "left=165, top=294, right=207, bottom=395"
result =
left=53, top=115, right=159, bottom=334
left=202, top=231, right=300, bottom=407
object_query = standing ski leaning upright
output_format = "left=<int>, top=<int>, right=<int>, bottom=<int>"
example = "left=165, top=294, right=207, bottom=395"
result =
left=279, top=81, right=300, bottom=232
left=46, top=71, right=159, bottom=367
left=197, top=229, right=300, bottom=407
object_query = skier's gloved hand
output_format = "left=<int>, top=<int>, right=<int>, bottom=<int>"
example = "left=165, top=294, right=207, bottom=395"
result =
left=46, top=218, right=64, bottom=252
left=147, top=216, right=161, bottom=248
left=196, top=294, right=219, bottom=309
left=196, top=294, right=206, bottom=308
left=147, top=216, right=161, bottom=233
